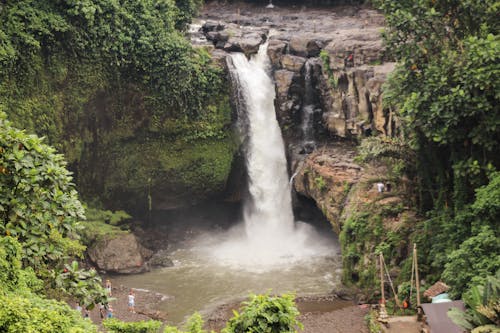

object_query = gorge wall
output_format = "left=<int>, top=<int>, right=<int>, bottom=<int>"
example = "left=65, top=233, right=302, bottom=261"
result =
left=197, top=2, right=418, bottom=293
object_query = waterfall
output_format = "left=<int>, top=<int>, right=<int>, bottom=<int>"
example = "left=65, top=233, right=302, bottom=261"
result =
left=206, top=43, right=333, bottom=270
left=229, top=45, right=295, bottom=240
left=301, top=59, right=316, bottom=154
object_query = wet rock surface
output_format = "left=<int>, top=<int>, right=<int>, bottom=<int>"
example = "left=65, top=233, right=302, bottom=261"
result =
left=193, top=1, right=395, bottom=144
left=87, top=233, right=152, bottom=274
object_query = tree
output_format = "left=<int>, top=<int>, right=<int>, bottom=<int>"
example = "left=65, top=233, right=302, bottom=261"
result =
left=0, top=236, right=98, bottom=333
left=0, top=111, right=85, bottom=271
left=442, top=226, right=500, bottom=299
left=376, top=0, right=499, bottom=209
left=375, top=0, right=500, bottom=292
left=0, top=111, right=108, bottom=308
left=448, top=271, right=500, bottom=332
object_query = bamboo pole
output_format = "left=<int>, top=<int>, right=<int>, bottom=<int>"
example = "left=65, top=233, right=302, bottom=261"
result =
left=414, top=244, right=421, bottom=306
left=380, top=253, right=385, bottom=303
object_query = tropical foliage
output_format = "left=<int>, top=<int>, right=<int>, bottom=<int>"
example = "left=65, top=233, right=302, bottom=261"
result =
left=448, top=271, right=500, bottom=332
left=163, top=312, right=215, bottom=333
left=375, top=0, right=500, bottom=297
left=222, top=293, right=303, bottom=333
left=103, top=318, right=162, bottom=333
left=0, top=236, right=98, bottom=333
left=0, top=111, right=107, bottom=313
left=0, top=0, right=234, bottom=214
left=0, top=112, right=85, bottom=272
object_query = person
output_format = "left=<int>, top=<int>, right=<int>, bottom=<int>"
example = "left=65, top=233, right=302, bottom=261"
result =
left=83, top=308, right=90, bottom=319
left=128, top=289, right=135, bottom=313
left=105, top=279, right=112, bottom=296
left=75, top=302, right=82, bottom=315
left=344, top=53, right=354, bottom=67
left=107, top=305, right=114, bottom=318
left=99, top=303, right=106, bottom=319
left=376, top=182, right=385, bottom=193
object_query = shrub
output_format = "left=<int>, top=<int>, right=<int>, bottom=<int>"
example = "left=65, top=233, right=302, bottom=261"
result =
left=103, top=318, right=162, bottom=333
left=222, top=293, right=303, bottom=333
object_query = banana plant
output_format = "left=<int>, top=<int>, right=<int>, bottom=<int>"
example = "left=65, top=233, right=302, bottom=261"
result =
left=448, top=271, right=500, bottom=331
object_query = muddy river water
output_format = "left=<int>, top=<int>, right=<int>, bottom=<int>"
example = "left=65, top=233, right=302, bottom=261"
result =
left=111, top=231, right=342, bottom=325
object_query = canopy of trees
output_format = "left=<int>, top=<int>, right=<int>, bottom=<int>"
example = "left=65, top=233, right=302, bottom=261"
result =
left=376, top=0, right=499, bottom=296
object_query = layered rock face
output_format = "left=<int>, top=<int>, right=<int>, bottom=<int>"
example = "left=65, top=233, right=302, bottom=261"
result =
left=196, top=3, right=417, bottom=292
left=196, top=3, right=396, bottom=146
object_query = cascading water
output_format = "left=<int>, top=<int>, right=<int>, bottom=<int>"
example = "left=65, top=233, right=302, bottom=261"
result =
left=301, top=59, right=317, bottom=153
left=206, top=43, right=333, bottom=269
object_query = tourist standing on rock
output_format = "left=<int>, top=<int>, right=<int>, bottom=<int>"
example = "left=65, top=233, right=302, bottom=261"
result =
left=128, top=289, right=135, bottom=313
left=105, top=279, right=112, bottom=296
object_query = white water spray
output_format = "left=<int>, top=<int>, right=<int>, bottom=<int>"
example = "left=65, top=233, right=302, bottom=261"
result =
left=202, top=43, right=334, bottom=270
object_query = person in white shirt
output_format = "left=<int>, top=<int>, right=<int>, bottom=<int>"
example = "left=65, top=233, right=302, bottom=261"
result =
left=128, top=290, right=135, bottom=313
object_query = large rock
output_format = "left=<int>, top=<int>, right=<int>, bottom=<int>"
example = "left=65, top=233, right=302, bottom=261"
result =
left=293, top=144, right=362, bottom=233
left=267, top=39, right=287, bottom=68
left=281, top=54, right=306, bottom=72
left=88, top=233, right=153, bottom=274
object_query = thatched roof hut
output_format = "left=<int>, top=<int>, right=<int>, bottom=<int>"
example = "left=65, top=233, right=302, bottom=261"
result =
left=423, top=281, right=450, bottom=299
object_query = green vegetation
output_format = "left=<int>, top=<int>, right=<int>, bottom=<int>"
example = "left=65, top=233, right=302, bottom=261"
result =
left=319, top=50, right=338, bottom=88
left=103, top=318, right=162, bottom=333
left=222, top=293, right=303, bottom=333
left=164, top=312, right=215, bottom=333
left=0, top=112, right=84, bottom=274
left=314, top=175, right=327, bottom=192
left=0, top=0, right=236, bottom=214
left=448, top=271, right=500, bottom=332
left=79, top=207, right=131, bottom=246
left=0, top=112, right=107, bottom=309
left=375, top=0, right=500, bottom=298
left=339, top=207, right=413, bottom=293
left=0, top=236, right=98, bottom=333
left=99, top=294, right=302, bottom=333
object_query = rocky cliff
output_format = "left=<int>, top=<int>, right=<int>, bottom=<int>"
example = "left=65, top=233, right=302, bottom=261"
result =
left=197, top=2, right=418, bottom=292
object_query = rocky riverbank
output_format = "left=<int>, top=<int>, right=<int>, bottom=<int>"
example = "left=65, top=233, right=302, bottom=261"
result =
left=83, top=281, right=369, bottom=332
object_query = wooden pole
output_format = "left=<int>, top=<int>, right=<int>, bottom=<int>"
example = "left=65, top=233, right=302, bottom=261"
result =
left=380, top=253, right=385, bottom=303
left=414, top=244, right=421, bottom=306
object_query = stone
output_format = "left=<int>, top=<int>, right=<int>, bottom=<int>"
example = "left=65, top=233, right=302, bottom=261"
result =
left=280, top=54, right=306, bottom=72
left=274, top=70, right=295, bottom=98
left=148, top=250, right=174, bottom=268
left=87, top=233, right=153, bottom=274
left=267, top=39, right=287, bottom=68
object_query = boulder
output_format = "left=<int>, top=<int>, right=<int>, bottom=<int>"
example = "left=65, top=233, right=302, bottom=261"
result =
left=267, top=39, right=287, bottom=68
left=148, top=250, right=174, bottom=268
left=88, top=233, right=153, bottom=274
left=280, top=54, right=306, bottom=72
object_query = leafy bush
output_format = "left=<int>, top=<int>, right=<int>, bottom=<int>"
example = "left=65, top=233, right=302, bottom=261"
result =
left=442, top=226, right=500, bottom=299
left=0, top=112, right=85, bottom=271
left=103, top=318, right=162, bottom=333
left=222, top=293, right=303, bottom=333
left=163, top=312, right=214, bottom=333
left=0, top=112, right=107, bottom=308
left=448, top=271, right=500, bottom=331
left=0, top=236, right=98, bottom=333
left=53, top=261, right=108, bottom=309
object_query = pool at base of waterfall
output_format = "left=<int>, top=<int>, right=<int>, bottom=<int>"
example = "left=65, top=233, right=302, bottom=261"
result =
left=109, top=236, right=342, bottom=325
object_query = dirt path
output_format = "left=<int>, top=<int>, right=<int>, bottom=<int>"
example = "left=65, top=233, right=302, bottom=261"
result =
left=299, top=305, right=370, bottom=333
